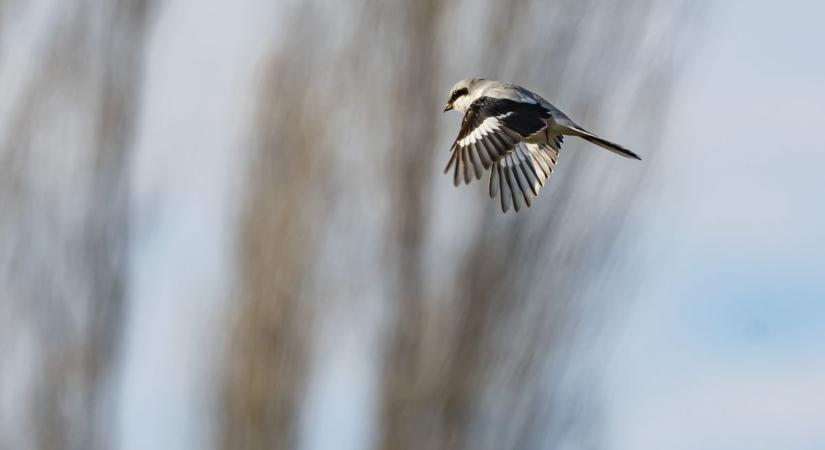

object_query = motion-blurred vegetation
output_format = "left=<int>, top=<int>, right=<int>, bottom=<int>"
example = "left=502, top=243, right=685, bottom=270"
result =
left=0, top=1, right=699, bottom=449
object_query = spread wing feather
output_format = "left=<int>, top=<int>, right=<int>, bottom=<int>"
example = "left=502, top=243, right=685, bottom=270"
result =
left=490, top=143, right=561, bottom=212
left=444, top=97, right=552, bottom=185
left=444, top=96, right=563, bottom=212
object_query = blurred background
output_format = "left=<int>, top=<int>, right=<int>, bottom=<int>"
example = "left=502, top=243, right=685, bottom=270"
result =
left=1, top=0, right=823, bottom=449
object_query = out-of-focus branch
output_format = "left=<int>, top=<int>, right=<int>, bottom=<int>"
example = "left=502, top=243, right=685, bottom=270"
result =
left=219, top=28, right=328, bottom=448
left=377, top=1, right=448, bottom=448
left=0, top=1, right=152, bottom=449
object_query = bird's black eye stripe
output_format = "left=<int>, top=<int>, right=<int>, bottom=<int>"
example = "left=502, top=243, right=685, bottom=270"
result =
left=450, top=87, right=468, bottom=101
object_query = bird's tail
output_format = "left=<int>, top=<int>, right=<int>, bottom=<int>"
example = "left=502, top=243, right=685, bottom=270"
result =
left=562, top=126, right=641, bottom=160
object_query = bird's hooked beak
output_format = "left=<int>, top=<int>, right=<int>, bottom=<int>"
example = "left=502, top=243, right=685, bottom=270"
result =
left=443, top=103, right=453, bottom=113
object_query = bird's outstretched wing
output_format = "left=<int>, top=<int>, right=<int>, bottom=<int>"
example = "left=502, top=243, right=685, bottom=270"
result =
left=444, top=97, right=552, bottom=186
left=489, top=141, right=561, bottom=213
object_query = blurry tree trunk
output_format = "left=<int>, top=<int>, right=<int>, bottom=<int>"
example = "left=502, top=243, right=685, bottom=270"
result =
left=379, top=1, right=449, bottom=449
left=0, top=1, right=151, bottom=449
left=219, top=42, right=326, bottom=450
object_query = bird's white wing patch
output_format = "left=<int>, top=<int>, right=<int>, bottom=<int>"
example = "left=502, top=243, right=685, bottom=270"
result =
left=445, top=96, right=550, bottom=186
left=458, top=116, right=502, bottom=146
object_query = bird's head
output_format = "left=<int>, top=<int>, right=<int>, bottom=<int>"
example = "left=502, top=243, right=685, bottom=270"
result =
left=443, top=78, right=483, bottom=113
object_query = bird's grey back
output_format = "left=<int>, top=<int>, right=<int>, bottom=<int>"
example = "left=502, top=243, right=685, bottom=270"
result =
left=471, top=79, right=575, bottom=127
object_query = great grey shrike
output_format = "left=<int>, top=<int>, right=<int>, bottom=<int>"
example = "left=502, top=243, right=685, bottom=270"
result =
left=443, top=78, right=640, bottom=212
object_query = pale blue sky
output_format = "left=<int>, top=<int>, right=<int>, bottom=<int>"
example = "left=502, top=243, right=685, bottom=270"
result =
left=4, top=1, right=821, bottom=449
left=606, top=1, right=825, bottom=449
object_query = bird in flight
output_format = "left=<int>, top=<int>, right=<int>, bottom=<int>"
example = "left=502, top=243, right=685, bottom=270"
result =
left=443, top=78, right=640, bottom=212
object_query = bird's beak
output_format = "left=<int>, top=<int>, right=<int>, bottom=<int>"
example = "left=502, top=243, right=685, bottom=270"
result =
left=443, top=103, right=453, bottom=113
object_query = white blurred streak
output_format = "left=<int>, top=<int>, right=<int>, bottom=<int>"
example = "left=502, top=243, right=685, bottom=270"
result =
left=299, top=307, right=384, bottom=450
left=114, top=1, right=275, bottom=449
left=0, top=2, right=60, bottom=444
left=0, top=0, right=60, bottom=142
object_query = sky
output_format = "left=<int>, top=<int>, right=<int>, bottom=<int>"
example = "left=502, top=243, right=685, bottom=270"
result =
left=115, top=2, right=271, bottom=449
left=112, top=1, right=825, bottom=449
left=605, top=1, right=825, bottom=449
left=3, top=1, right=820, bottom=449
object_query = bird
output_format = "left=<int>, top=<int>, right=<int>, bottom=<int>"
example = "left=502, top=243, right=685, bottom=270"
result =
left=442, top=78, right=640, bottom=212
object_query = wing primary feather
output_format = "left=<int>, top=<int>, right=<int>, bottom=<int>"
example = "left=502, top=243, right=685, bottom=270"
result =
left=525, top=148, right=547, bottom=184
left=481, top=138, right=499, bottom=163
left=504, top=159, right=522, bottom=212
left=531, top=147, right=551, bottom=177
left=521, top=146, right=543, bottom=180
left=462, top=147, right=473, bottom=184
left=488, top=132, right=512, bottom=156
left=489, top=164, right=500, bottom=198
left=453, top=148, right=462, bottom=186
left=498, top=165, right=511, bottom=213
left=520, top=159, right=540, bottom=197
left=516, top=147, right=540, bottom=196
left=536, top=147, right=556, bottom=172
left=476, top=141, right=493, bottom=168
left=542, top=147, right=559, bottom=166
left=468, top=144, right=483, bottom=180
left=501, top=127, right=524, bottom=143
left=444, top=148, right=458, bottom=174
left=510, top=154, right=532, bottom=207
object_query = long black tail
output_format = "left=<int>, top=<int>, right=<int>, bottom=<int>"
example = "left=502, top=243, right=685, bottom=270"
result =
left=564, top=126, right=641, bottom=160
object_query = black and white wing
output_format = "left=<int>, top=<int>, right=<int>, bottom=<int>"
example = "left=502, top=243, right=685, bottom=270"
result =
left=489, top=140, right=562, bottom=213
left=444, top=97, right=552, bottom=185
left=445, top=96, right=565, bottom=212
